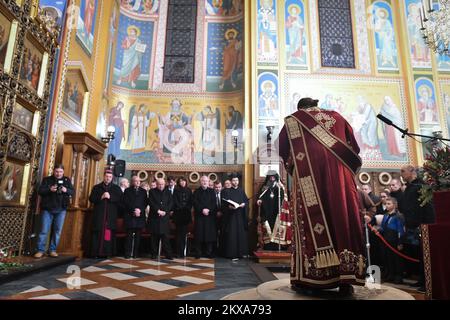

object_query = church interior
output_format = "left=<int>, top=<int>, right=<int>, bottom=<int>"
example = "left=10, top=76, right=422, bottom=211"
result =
left=0, top=0, right=449, bottom=302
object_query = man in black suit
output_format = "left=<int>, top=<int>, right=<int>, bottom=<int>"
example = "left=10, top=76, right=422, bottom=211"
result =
left=148, top=178, right=174, bottom=259
left=123, top=175, right=148, bottom=258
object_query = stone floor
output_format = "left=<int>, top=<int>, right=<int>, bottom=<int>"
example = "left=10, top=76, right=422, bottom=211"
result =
left=0, top=256, right=424, bottom=300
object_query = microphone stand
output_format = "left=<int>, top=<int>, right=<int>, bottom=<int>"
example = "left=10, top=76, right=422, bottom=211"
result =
left=378, top=115, right=450, bottom=142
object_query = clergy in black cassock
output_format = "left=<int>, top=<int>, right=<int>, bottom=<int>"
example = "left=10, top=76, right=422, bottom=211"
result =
left=123, top=176, right=148, bottom=258
left=221, top=174, right=249, bottom=260
left=148, top=178, right=174, bottom=259
left=89, top=170, right=122, bottom=258
left=173, top=177, right=193, bottom=258
left=192, top=176, right=217, bottom=258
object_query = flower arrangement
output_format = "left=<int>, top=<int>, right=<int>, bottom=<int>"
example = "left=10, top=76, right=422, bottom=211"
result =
left=0, top=246, right=29, bottom=273
left=419, top=146, right=450, bottom=206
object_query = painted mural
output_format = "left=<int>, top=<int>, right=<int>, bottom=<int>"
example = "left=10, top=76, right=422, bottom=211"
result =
left=442, top=83, right=450, bottom=136
left=0, top=11, right=12, bottom=70
left=370, top=1, right=399, bottom=72
left=104, top=1, right=120, bottom=93
left=284, top=0, right=307, bottom=67
left=285, top=75, right=410, bottom=166
left=76, top=0, right=98, bottom=56
left=257, top=0, right=278, bottom=64
left=205, top=0, right=243, bottom=16
left=206, top=21, right=244, bottom=92
left=415, top=77, right=439, bottom=125
left=404, top=0, right=431, bottom=68
left=107, top=95, right=244, bottom=165
left=40, top=0, right=68, bottom=28
left=120, top=0, right=159, bottom=15
left=258, top=72, right=279, bottom=121
left=113, top=13, right=154, bottom=90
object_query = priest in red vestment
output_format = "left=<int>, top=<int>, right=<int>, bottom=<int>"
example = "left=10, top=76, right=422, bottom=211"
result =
left=277, top=97, right=366, bottom=295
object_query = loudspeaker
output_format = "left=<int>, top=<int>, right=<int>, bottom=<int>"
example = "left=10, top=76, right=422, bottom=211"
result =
left=114, top=160, right=126, bottom=177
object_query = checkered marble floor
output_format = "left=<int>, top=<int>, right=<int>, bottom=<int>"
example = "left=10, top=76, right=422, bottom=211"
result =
left=3, top=257, right=215, bottom=300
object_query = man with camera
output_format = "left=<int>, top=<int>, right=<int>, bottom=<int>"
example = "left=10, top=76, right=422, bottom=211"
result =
left=34, top=164, right=73, bottom=258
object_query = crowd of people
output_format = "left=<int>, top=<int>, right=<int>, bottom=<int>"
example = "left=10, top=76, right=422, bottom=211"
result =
left=358, top=165, right=434, bottom=291
left=34, top=166, right=249, bottom=262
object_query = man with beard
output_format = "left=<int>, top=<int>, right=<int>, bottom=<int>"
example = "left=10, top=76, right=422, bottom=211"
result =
left=256, top=171, right=292, bottom=250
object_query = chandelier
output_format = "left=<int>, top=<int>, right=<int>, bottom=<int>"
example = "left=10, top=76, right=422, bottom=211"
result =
left=419, top=0, right=450, bottom=56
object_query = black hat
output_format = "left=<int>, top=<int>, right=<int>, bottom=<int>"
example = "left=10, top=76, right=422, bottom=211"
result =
left=297, top=97, right=319, bottom=109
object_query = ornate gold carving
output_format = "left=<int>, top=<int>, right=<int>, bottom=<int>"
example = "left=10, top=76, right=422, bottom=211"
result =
left=286, top=117, right=302, bottom=139
left=314, top=112, right=336, bottom=130
left=7, top=132, right=33, bottom=162
left=310, top=125, right=337, bottom=148
left=304, top=254, right=310, bottom=275
left=299, top=176, right=319, bottom=207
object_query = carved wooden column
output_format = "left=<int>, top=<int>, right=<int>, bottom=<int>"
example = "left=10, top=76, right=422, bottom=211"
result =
left=57, top=132, right=106, bottom=258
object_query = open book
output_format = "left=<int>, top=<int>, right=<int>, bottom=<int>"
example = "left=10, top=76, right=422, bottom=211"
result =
left=223, top=198, right=240, bottom=209
left=135, top=43, right=147, bottom=53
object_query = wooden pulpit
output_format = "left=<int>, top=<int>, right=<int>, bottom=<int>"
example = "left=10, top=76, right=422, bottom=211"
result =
left=57, top=132, right=106, bottom=258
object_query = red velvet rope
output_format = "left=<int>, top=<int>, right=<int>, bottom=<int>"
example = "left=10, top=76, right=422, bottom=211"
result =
left=367, top=223, right=420, bottom=263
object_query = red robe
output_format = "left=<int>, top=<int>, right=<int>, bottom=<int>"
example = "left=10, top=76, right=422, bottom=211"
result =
left=278, top=108, right=366, bottom=289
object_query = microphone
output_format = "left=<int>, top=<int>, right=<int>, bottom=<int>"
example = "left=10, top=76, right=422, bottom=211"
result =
left=376, top=114, right=393, bottom=126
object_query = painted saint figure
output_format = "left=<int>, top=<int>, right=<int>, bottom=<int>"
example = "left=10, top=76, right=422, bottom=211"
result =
left=84, top=0, right=95, bottom=37
left=257, top=0, right=277, bottom=61
left=285, top=4, right=304, bottom=64
left=379, top=96, right=406, bottom=157
left=108, top=101, right=125, bottom=156
left=219, top=28, right=242, bottom=90
left=417, top=84, right=438, bottom=123
left=258, top=80, right=278, bottom=118
left=128, top=104, right=151, bottom=153
left=374, top=7, right=396, bottom=67
left=117, top=26, right=145, bottom=89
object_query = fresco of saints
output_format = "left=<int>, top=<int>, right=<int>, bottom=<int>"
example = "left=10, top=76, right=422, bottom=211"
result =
left=117, top=26, right=146, bottom=89
left=1, top=165, right=20, bottom=202
left=417, top=84, right=438, bottom=123
left=357, top=96, right=382, bottom=160
left=108, top=101, right=125, bottom=156
left=445, top=93, right=450, bottom=136
left=285, top=4, right=304, bottom=64
left=158, top=99, right=193, bottom=163
left=83, top=0, right=95, bottom=37
left=320, top=94, right=338, bottom=111
left=197, top=106, right=221, bottom=162
left=407, top=3, right=429, bottom=63
left=258, top=80, right=278, bottom=118
left=374, top=7, right=396, bottom=67
left=128, top=104, right=151, bottom=153
left=257, top=0, right=277, bottom=62
left=288, top=92, right=301, bottom=115
left=219, top=28, right=242, bottom=90
left=379, top=96, right=406, bottom=157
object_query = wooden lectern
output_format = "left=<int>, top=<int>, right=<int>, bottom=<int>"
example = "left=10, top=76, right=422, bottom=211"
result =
left=57, top=132, right=106, bottom=258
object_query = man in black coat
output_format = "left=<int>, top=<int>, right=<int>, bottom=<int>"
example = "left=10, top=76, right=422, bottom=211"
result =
left=89, top=170, right=122, bottom=258
left=173, top=177, right=192, bottom=258
left=35, top=164, right=74, bottom=258
left=148, top=178, right=174, bottom=259
left=192, top=176, right=217, bottom=258
left=400, top=165, right=435, bottom=291
left=123, top=175, right=148, bottom=258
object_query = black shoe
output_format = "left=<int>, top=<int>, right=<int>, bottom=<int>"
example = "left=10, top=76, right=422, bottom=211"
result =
left=165, top=256, right=174, bottom=260
left=393, top=278, right=404, bottom=285
left=150, top=255, right=156, bottom=259
left=124, top=255, right=131, bottom=259
left=417, top=286, right=426, bottom=293
left=339, top=284, right=354, bottom=297
left=410, top=281, right=423, bottom=287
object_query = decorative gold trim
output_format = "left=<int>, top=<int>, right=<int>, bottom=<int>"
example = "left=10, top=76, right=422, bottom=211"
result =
left=378, top=172, right=392, bottom=186
left=359, top=172, right=371, bottom=184
left=421, top=224, right=432, bottom=300
left=208, top=172, right=218, bottom=182
left=286, top=117, right=302, bottom=139
left=137, top=170, right=148, bottom=182
left=310, top=125, right=337, bottom=148
left=154, top=170, right=165, bottom=180
left=299, top=176, right=319, bottom=208
left=189, top=171, right=200, bottom=183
